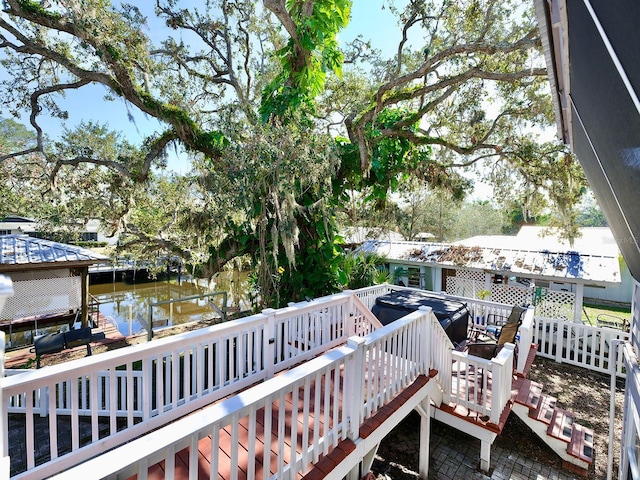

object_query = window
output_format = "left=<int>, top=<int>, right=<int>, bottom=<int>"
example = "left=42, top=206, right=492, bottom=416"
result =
left=81, top=232, right=98, bottom=242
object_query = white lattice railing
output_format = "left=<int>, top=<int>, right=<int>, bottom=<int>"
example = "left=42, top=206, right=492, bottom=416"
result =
left=444, top=273, right=577, bottom=322
left=48, top=308, right=437, bottom=480
left=1, top=290, right=380, bottom=480
left=445, top=276, right=483, bottom=298
left=490, top=283, right=534, bottom=307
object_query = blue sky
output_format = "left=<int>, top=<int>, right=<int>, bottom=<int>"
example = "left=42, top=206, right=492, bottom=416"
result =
left=16, top=1, right=411, bottom=174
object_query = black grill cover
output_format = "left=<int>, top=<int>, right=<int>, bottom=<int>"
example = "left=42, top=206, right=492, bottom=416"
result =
left=371, top=290, right=469, bottom=346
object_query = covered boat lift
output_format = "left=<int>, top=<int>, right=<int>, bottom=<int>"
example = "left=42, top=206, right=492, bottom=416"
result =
left=0, top=235, right=108, bottom=344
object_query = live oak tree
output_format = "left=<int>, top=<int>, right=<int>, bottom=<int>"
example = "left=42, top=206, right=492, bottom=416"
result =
left=0, top=0, right=584, bottom=307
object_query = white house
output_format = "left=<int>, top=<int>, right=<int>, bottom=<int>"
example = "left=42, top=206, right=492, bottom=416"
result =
left=0, top=215, right=117, bottom=245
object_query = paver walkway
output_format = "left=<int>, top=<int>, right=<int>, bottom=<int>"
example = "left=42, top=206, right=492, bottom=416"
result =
left=373, top=413, right=582, bottom=480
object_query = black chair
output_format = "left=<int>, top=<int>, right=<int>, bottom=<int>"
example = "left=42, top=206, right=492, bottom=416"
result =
left=466, top=305, right=526, bottom=360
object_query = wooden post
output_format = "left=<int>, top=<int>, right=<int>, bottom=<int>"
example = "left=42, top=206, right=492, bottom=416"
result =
left=574, top=283, right=584, bottom=323
left=418, top=401, right=431, bottom=479
left=0, top=332, right=9, bottom=479
left=262, top=309, right=277, bottom=378
left=81, top=266, right=89, bottom=327
left=344, top=290, right=355, bottom=337
left=346, top=336, right=366, bottom=441
left=418, top=306, right=432, bottom=374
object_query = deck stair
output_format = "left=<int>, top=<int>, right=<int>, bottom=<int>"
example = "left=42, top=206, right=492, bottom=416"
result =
left=511, top=376, right=594, bottom=476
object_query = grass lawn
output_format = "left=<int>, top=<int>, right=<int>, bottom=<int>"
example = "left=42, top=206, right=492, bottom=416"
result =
left=581, top=302, right=630, bottom=326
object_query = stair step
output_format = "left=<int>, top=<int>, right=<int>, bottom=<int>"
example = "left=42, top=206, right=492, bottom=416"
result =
left=518, top=343, right=538, bottom=378
left=514, top=378, right=544, bottom=410
left=529, top=393, right=557, bottom=425
left=547, top=408, right=575, bottom=443
left=567, top=423, right=595, bottom=464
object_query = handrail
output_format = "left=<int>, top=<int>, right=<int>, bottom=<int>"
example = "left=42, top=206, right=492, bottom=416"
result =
left=48, top=309, right=434, bottom=480
left=517, top=306, right=536, bottom=374
left=2, top=291, right=382, bottom=479
left=534, top=315, right=629, bottom=377
left=3, top=283, right=628, bottom=479
left=450, top=344, right=515, bottom=424
left=0, top=332, right=7, bottom=480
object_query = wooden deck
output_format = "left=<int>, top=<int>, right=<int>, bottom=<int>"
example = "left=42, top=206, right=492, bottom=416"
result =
left=126, top=370, right=344, bottom=480
left=126, top=373, right=438, bottom=480
left=123, top=345, right=537, bottom=480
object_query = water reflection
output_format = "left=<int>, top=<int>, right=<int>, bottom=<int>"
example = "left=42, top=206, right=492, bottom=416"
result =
left=89, top=270, right=252, bottom=337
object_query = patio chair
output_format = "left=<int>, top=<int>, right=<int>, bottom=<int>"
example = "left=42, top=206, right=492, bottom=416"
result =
left=596, top=313, right=630, bottom=332
left=466, top=304, right=526, bottom=360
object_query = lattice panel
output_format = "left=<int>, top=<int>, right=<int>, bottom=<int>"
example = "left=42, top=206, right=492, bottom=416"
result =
left=455, top=269, right=485, bottom=282
left=0, top=276, right=82, bottom=319
left=445, top=277, right=484, bottom=298
left=534, top=288, right=575, bottom=320
left=490, top=284, right=534, bottom=306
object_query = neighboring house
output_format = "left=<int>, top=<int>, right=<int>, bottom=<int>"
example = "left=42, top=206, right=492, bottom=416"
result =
left=340, top=226, right=405, bottom=247
left=358, top=226, right=627, bottom=322
left=535, top=1, right=640, bottom=478
left=0, top=215, right=117, bottom=245
left=0, top=215, right=36, bottom=235
left=456, top=226, right=634, bottom=306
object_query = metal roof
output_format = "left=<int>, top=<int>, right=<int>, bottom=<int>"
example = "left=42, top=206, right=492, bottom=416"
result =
left=358, top=239, right=621, bottom=285
left=0, top=234, right=108, bottom=270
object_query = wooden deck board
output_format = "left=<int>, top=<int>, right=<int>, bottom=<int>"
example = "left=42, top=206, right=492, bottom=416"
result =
left=125, top=381, right=339, bottom=479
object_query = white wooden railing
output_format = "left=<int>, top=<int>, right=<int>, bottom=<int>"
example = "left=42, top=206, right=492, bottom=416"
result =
left=357, top=309, right=431, bottom=421
left=49, top=308, right=437, bottom=480
left=1, top=290, right=378, bottom=479
left=450, top=345, right=515, bottom=424
left=433, top=293, right=536, bottom=376
left=1, top=283, right=629, bottom=479
left=535, top=316, right=629, bottom=377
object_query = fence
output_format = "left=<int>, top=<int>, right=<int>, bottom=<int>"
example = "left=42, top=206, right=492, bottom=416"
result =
left=535, top=316, right=629, bottom=377
left=445, top=274, right=577, bottom=321
left=1, top=290, right=379, bottom=479
left=49, top=308, right=437, bottom=480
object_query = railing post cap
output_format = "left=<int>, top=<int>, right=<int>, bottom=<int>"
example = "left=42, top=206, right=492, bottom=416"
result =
left=418, top=305, right=433, bottom=312
left=261, top=308, right=276, bottom=314
left=347, top=336, right=366, bottom=348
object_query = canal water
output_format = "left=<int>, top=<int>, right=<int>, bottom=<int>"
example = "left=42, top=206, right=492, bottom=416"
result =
left=89, top=270, right=252, bottom=337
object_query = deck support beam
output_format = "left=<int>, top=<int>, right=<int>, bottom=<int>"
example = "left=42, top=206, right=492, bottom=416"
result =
left=361, top=443, right=379, bottom=475
left=417, top=402, right=431, bottom=479
left=480, top=440, right=491, bottom=471
left=434, top=408, right=497, bottom=473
